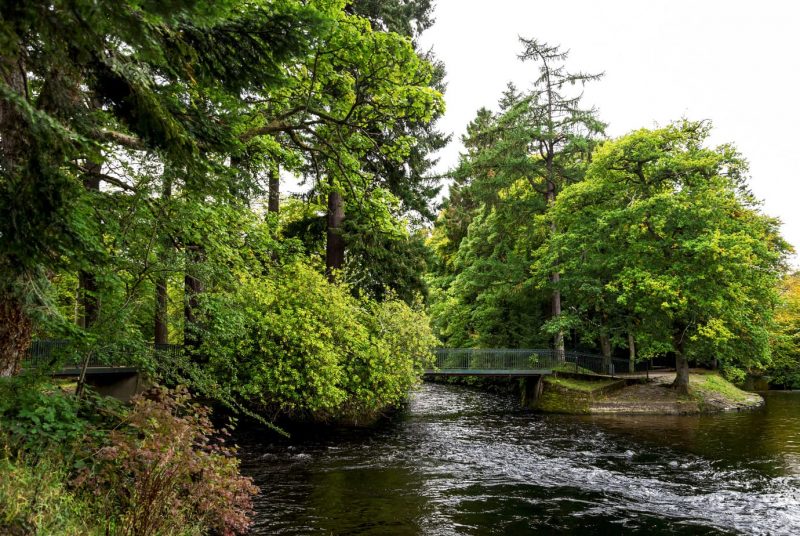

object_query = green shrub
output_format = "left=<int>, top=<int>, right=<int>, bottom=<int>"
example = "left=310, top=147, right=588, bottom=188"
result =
left=81, top=386, right=258, bottom=536
left=341, top=295, right=437, bottom=419
left=202, top=262, right=437, bottom=422
left=202, top=263, right=358, bottom=416
left=0, top=377, right=119, bottom=454
left=721, top=365, right=747, bottom=386
left=0, top=451, right=102, bottom=536
left=0, top=381, right=257, bottom=535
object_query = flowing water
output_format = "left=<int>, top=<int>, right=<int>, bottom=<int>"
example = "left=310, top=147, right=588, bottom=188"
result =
left=238, top=383, right=800, bottom=535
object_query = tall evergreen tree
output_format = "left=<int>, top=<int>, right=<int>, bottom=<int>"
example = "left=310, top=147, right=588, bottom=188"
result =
left=0, top=0, right=324, bottom=374
left=428, top=40, right=603, bottom=350
left=515, top=38, right=605, bottom=356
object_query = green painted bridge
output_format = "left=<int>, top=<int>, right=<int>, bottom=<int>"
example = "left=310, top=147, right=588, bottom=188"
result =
left=22, top=341, right=181, bottom=400
left=24, top=341, right=641, bottom=380
left=23, top=340, right=180, bottom=376
left=426, top=348, right=641, bottom=378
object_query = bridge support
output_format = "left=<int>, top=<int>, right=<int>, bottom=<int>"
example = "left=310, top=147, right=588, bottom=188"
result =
left=83, top=371, right=147, bottom=402
left=520, top=375, right=544, bottom=408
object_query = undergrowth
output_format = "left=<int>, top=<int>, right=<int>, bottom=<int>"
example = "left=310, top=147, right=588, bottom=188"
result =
left=0, top=377, right=258, bottom=536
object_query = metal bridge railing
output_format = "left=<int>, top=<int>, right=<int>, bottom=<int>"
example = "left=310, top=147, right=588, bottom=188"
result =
left=25, top=341, right=648, bottom=378
left=429, top=348, right=649, bottom=377
left=430, top=348, right=560, bottom=373
left=23, top=340, right=182, bottom=371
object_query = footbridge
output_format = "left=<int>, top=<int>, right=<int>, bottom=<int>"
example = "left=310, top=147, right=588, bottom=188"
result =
left=23, top=341, right=643, bottom=399
left=425, top=348, right=641, bottom=378
left=22, top=340, right=181, bottom=400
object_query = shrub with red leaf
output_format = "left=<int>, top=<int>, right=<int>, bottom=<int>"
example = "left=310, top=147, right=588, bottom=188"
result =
left=87, top=386, right=258, bottom=536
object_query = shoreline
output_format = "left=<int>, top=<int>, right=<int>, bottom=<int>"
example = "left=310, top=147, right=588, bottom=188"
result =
left=535, top=371, right=764, bottom=415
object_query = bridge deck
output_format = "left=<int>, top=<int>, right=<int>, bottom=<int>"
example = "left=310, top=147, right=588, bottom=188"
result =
left=424, top=368, right=553, bottom=377
left=24, top=342, right=648, bottom=380
left=52, top=366, right=139, bottom=377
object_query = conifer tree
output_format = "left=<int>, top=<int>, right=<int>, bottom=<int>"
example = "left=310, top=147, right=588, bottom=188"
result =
left=516, top=38, right=605, bottom=356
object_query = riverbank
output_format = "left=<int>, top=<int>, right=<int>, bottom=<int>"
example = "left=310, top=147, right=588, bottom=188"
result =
left=536, top=370, right=763, bottom=414
left=240, top=382, right=800, bottom=535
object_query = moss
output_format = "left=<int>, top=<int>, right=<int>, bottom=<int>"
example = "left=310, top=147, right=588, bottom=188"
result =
left=536, top=388, right=591, bottom=414
left=550, top=363, right=597, bottom=375
left=545, top=376, right=618, bottom=393
left=691, top=373, right=754, bottom=404
left=533, top=377, right=595, bottom=413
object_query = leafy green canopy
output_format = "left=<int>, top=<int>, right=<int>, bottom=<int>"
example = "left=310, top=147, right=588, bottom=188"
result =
left=427, top=40, right=604, bottom=349
left=0, top=0, right=322, bottom=273
left=1, top=0, right=445, bottom=426
left=540, top=121, right=790, bottom=372
left=768, top=273, right=800, bottom=388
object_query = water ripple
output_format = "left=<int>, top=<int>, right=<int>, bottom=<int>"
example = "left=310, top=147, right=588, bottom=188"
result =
left=239, top=383, right=800, bottom=535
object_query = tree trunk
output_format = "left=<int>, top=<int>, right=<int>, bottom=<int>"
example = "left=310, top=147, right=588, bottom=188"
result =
left=77, top=166, right=101, bottom=329
left=78, top=271, right=99, bottom=329
left=326, top=188, right=345, bottom=282
left=0, top=49, right=33, bottom=375
left=628, top=333, right=636, bottom=373
left=546, top=181, right=564, bottom=360
left=0, top=51, right=26, bottom=171
left=599, top=333, right=612, bottom=374
left=673, top=330, right=689, bottom=395
left=154, top=278, right=168, bottom=345
left=268, top=166, right=280, bottom=214
left=75, top=119, right=104, bottom=329
left=0, top=293, right=32, bottom=376
left=154, top=176, right=172, bottom=345
left=184, top=245, right=204, bottom=351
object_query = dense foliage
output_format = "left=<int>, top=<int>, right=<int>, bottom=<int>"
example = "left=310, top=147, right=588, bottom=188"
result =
left=199, top=262, right=436, bottom=422
left=428, top=42, right=793, bottom=392
left=1, top=1, right=444, bottom=532
left=428, top=40, right=604, bottom=351
left=537, top=122, right=789, bottom=392
left=1, top=0, right=443, bottom=413
left=1, top=380, right=256, bottom=535
left=769, top=273, right=800, bottom=388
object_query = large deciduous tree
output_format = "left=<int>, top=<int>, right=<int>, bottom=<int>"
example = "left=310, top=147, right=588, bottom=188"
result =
left=241, top=7, right=443, bottom=285
left=543, top=121, right=789, bottom=393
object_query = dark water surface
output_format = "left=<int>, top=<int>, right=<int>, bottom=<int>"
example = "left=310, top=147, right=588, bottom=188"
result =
left=238, top=384, right=800, bottom=535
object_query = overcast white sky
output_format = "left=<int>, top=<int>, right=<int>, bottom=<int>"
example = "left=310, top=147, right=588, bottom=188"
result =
left=418, top=0, right=800, bottom=267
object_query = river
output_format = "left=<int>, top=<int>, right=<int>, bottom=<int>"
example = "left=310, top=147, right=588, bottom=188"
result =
left=238, top=383, right=800, bottom=535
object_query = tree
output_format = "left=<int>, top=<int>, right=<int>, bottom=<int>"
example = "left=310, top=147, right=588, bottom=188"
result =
left=0, top=0, right=326, bottom=374
left=515, top=38, right=605, bottom=356
left=239, top=7, right=443, bottom=284
left=543, top=121, right=789, bottom=393
left=428, top=38, right=604, bottom=351
left=768, top=273, right=800, bottom=388
left=348, top=0, right=435, bottom=39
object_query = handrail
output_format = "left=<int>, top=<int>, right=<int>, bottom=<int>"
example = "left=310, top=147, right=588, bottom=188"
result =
left=23, top=340, right=182, bottom=371
left=428, top=348, right=649, bottom=377
left=24, top=341, right=648, bottom=378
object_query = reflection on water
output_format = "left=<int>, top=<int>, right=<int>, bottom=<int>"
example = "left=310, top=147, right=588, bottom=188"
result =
left=238, top=385, right=800, bottom=535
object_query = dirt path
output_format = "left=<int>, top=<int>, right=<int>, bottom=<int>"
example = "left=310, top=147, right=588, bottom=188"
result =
left=590, top=372, right=763, bottom=415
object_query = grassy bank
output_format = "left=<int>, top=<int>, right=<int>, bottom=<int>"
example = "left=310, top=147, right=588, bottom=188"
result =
left=535, top=376, right=626, bottom=414
left=535, top=371, right=763, bottom=415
